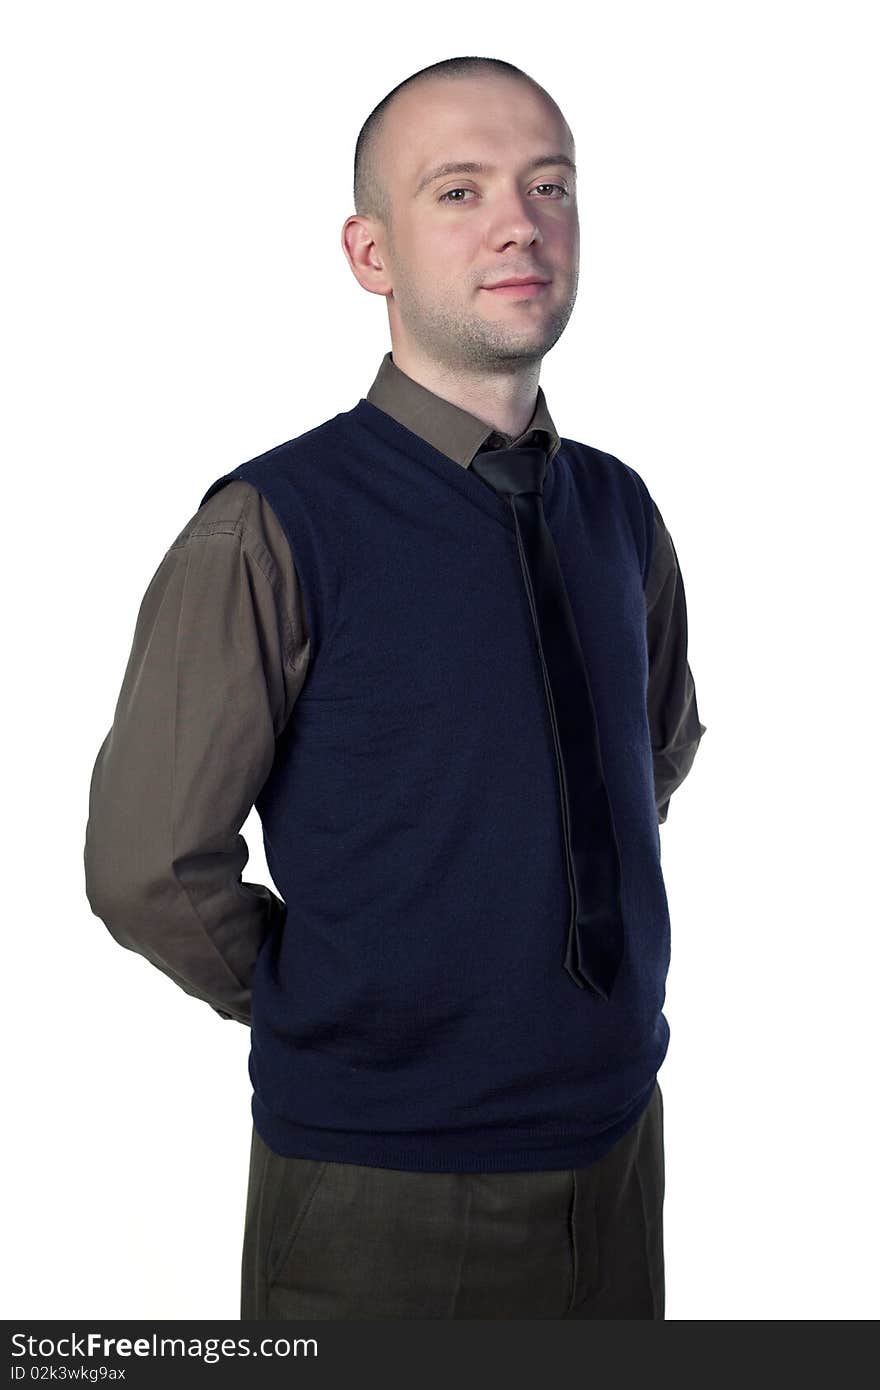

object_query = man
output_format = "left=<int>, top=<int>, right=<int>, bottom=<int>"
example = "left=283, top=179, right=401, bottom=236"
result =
left=84, top=56, right=706, bottom=1320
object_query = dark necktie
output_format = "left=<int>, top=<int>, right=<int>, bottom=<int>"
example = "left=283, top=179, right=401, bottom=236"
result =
left=470, top=443, right=624, bottom=1001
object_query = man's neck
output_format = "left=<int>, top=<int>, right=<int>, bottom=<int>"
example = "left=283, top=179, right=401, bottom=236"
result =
left=388, top=345, right=542, bottom=440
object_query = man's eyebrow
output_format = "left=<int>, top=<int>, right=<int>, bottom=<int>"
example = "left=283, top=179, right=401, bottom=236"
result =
left=414, top=154, right=577, bottom=198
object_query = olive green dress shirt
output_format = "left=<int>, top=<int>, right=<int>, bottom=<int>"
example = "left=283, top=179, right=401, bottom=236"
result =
left=84, top=350, right=707, bottom=1025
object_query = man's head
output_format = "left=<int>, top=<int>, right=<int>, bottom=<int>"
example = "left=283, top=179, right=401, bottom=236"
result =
left=342, top=57, right=579, bottom=377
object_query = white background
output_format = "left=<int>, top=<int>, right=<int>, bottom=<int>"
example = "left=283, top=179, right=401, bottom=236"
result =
left=3, top=0, right=877, bottom=1321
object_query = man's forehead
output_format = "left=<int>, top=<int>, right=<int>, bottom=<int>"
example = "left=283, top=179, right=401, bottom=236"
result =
left=383, top=79, right=569, bottom=188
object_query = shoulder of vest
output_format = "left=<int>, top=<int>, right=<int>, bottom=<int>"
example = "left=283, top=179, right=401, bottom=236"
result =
left=198, top=413, right=348, bottom=509
left=559, top=438, right=657, bottom=588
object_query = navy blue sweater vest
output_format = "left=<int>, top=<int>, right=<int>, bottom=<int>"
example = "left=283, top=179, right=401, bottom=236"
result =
left=200, top=398, right=670, bottom=1172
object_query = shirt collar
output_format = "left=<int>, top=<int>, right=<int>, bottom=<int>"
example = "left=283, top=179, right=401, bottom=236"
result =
left=364, top=350, right=562, bottom=469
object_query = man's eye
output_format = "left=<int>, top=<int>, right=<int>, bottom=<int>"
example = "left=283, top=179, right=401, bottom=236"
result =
left=438, top=184, right=569, bottom=203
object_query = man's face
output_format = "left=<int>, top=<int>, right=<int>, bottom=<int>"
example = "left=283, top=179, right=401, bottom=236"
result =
left=374, top=75, right=579, bottom=373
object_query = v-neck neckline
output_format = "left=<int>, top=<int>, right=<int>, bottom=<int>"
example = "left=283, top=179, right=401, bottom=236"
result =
left=351, top=398, right=562, bottom=533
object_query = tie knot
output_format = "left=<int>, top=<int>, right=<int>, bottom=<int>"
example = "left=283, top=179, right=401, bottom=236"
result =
left=470, top=445, right=549, bottom=499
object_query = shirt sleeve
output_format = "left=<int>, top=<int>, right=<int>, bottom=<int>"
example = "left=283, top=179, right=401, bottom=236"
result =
left=644, top=498, right=707, bottom=824
left=83, top=479, right=310, bottom=1025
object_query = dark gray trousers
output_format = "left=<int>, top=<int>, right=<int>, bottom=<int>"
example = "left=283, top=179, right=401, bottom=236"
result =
left=240, top=1080, right=664, bottom=1320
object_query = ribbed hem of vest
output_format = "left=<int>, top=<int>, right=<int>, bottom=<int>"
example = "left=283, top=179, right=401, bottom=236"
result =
left=251, top=1076, right=658, bottom=1173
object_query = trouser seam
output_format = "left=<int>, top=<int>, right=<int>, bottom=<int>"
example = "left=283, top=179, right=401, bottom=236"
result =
left=566, top=1169, right=578, bottom=1315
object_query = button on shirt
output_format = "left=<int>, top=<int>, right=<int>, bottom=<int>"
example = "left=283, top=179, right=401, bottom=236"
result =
left=83, top=351, right=707, bottom=1025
